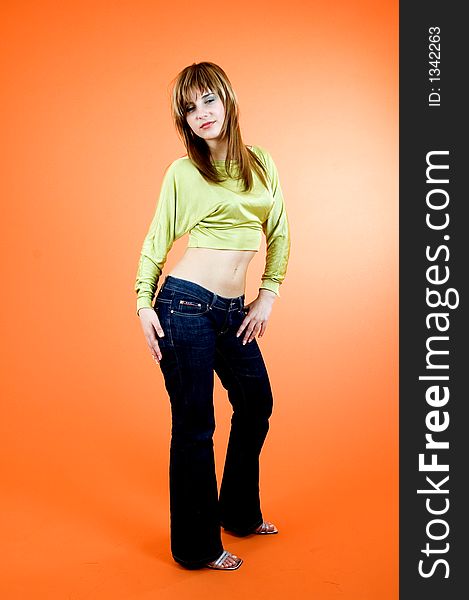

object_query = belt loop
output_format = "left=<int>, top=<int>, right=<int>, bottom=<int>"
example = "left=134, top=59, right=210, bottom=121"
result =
left=208, top=293, right=217, bottom=310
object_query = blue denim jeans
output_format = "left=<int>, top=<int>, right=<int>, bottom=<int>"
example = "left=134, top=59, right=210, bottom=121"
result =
left=154, top=275, right=274, bottom=569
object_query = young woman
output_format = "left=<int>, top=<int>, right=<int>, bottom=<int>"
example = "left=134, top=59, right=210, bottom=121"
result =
left=134, top=62, right=291, bottom=571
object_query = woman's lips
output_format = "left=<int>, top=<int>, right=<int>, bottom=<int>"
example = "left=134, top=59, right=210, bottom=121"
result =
left=200, top=121, right=215, bottom=129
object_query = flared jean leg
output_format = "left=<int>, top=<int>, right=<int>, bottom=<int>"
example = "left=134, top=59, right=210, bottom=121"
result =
left=156, top=300, right=224, bottom=568
left=167, top=366, right=224, bottom=567
left=214, top=312, right=274, bottom=536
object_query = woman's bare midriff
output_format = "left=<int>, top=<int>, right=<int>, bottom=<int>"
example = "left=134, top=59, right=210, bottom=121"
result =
left=167, top=247, right=257, bottom=297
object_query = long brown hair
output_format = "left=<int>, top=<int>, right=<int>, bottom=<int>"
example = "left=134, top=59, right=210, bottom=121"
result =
left=170, top=61, right=269, bottom=193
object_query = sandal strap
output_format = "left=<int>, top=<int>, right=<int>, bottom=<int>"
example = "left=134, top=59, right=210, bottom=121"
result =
left=212, top=550, right=230, bottom=567
left=256, top=520, right=277, bottom=533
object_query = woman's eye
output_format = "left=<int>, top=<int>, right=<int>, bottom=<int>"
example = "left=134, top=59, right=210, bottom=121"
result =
left=186, top=97, right=214, bottom=113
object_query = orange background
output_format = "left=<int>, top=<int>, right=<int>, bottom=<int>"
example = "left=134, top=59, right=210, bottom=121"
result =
left=0, top=1, right=398, bottom=598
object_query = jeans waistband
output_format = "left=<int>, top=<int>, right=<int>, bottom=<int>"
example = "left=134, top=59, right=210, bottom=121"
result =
left=161, top=275, right=245, bottom=310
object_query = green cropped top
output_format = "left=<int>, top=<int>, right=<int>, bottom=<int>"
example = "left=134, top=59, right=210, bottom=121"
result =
left=134, top=145, right=291, bottom=315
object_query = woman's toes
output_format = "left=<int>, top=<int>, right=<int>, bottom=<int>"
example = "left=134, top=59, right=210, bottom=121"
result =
left=219, top=553, right=238, bottom=567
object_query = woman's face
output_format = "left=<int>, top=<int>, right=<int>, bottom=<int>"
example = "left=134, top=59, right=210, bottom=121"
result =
left=185, top=88, right=225, bottom=141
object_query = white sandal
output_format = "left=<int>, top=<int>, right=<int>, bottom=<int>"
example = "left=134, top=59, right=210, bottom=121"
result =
left=205, top=550, right=243, bottom=570
left=254, top=520, right=279, bottom=534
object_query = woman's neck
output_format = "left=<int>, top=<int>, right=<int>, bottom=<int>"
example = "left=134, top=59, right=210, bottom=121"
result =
left=206, top=139, right=228, bottom=162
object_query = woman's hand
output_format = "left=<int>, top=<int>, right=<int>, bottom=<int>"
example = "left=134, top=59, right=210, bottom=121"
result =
left=138, top=307, right=165, bottom=363
left=236, top=289, right=277, bottom=344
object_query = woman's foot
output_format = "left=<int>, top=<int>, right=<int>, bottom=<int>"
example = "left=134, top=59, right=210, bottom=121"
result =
left=205, top=550, right=243, bottom=570
left=253, top=520, right=278, bottom=534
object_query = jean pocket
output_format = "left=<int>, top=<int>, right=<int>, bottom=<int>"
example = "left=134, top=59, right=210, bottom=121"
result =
left=170, top=292, right=210, bottom=317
